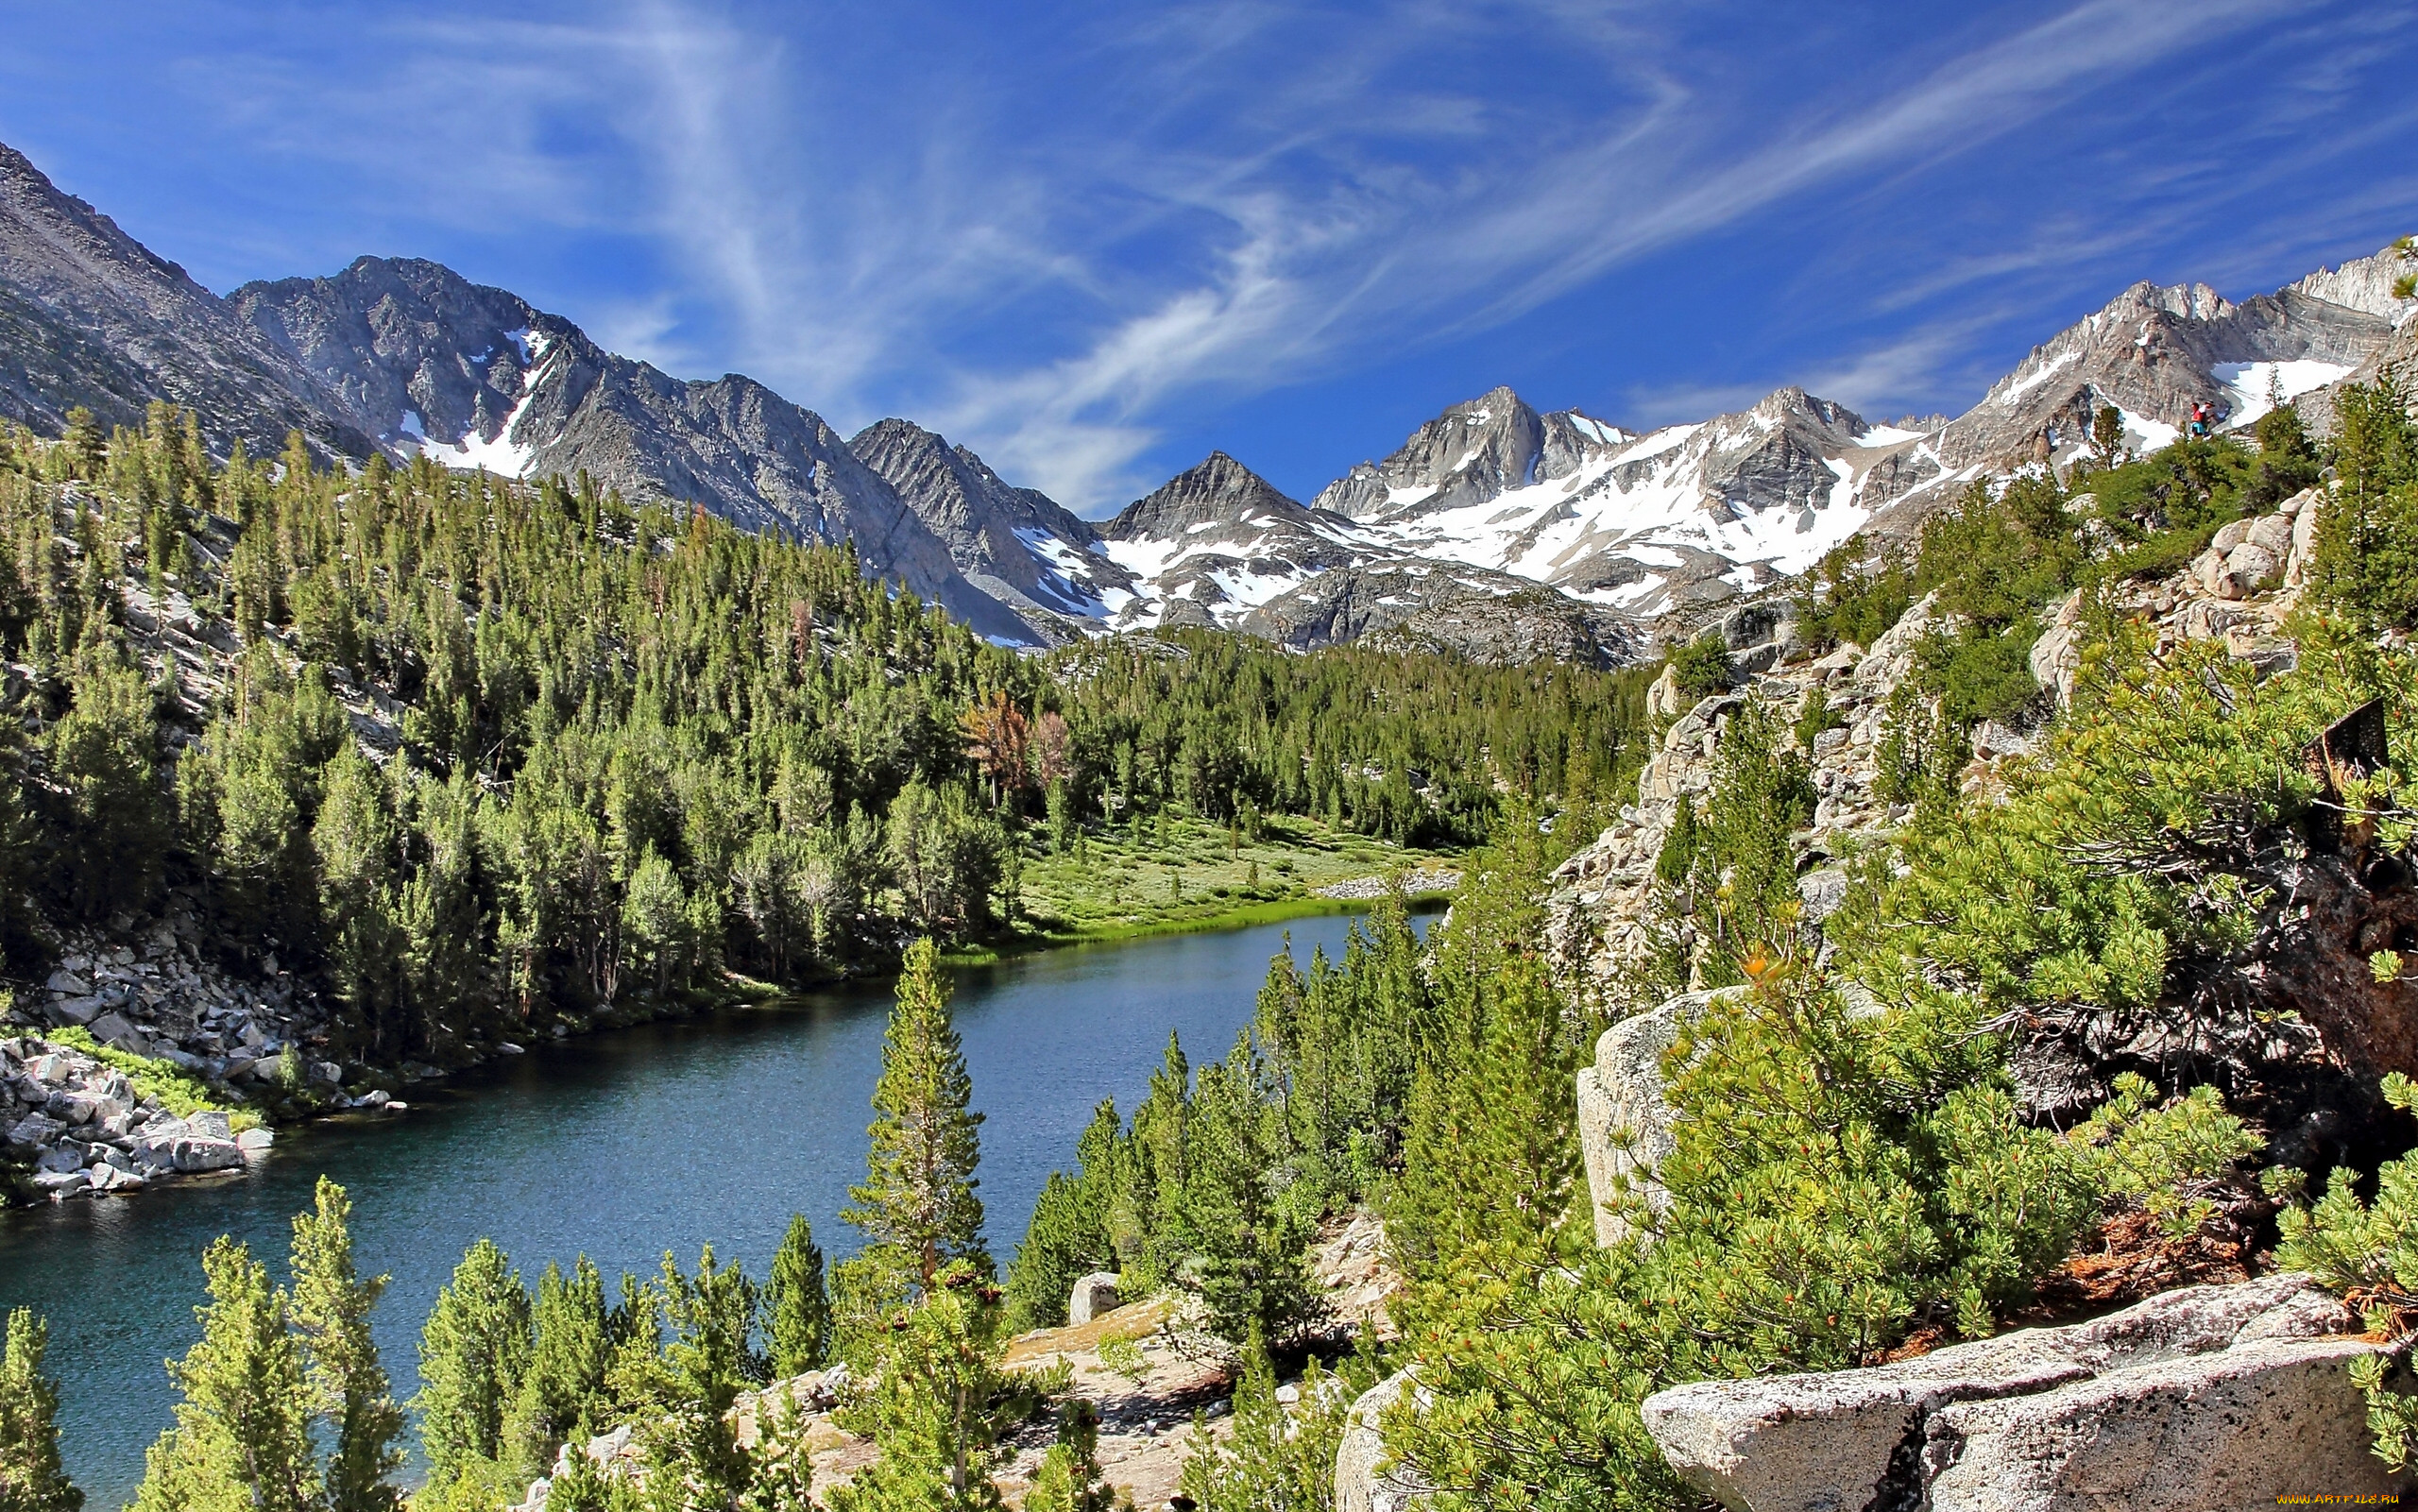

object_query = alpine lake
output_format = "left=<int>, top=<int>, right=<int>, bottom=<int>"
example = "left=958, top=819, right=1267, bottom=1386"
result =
left=0, top=912, right=1421, bottom=1508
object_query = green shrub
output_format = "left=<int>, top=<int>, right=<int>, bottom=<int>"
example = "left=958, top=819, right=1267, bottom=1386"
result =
left=1383, top=959, right=2254, bottom=1508
left=2277, top=1071, right=2418, bottom=1472
left=1666, top=633, right=1733, bottom=700
left=39, top=1025, right=247, bottom=1122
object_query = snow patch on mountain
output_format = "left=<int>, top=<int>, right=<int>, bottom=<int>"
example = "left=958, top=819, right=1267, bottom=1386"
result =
left=2212, top=359, right=2355, bottom=428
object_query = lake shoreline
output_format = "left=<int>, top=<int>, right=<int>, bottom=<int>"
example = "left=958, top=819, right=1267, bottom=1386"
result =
left=1, top=913, right=1396, bottom=1510
left=5, top=886, right=1454, bottom=1216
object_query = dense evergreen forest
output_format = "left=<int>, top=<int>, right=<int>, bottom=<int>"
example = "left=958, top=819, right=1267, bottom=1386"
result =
left=0, top=410, right=1650, bottom=1073
left=9, top=383, right=2418, bottom=1511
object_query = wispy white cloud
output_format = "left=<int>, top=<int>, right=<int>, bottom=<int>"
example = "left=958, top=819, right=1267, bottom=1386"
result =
left=1620, top=314, right=2005, bottom=429
left=128, top=0, right=2389, bottom=512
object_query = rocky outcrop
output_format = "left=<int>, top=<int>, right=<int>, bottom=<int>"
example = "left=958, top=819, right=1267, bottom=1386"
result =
left=0, top=1037, right=271, bottom=1201
left=1576, top=988, right=1736, bottom=1247
left=22, top=897, right=332, bottom=1092
left=1251, top=565, right=1640, bottom=667
left=1334, top=1368, right=1432, bottom=1512
left=1639, top=1272, right=2401, bottom=1511
left=1543, top=596, right=1926, bottom=1012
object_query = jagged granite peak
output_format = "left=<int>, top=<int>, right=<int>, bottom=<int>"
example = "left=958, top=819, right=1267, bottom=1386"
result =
left=1101, top=450, right=1339, bottom=541
left=1314, top=385, right=1552, bottom=519
left=0, top=140, right=374, bottom=457
left=233, top=257, right=1035, bottom=644
left=230, top=256, right=542, bottom=451
left=1861, top=256, right=2408, bottom=540
left=2289, top=239, right=2418, bottom=322
left=1089, top=450, right=1635, bottom=663
left=847, top=416, right=1139, bottom=637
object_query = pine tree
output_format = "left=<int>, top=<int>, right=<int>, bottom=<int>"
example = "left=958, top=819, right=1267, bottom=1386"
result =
left=0, top=1310, right=80, bottom=1512
left=842, top=939, right=987, bottom=1287
left=133, top=1238, right=317, bottom=1512
left=416, top=1240, right=532, bottom=1487
left=288, top=1178, right=404, bottom=1512
left=1022, top=1401, right=1117, bottom=1512
left=1175, top=1335, right=1342, bottom=1512
left=631, top=1248, right=758, bottom=1512
left=504, top=1258, right=611, bottom=1477
left=762, top=1216, right=831, bottom=1378
left=2091, top=402, right=2125, bottom=471
left=1176, top=1034, right=1313, bottom=1348
left=43, top=655, right=166, bottom=917
left=826, top=1265, right=1010, bottom=1512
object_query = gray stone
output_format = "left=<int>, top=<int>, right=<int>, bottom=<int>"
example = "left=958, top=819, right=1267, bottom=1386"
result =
left=2212, top=518, right=2255, bottom=552
left=33, top=1169, right=89, bottom=1197
left=1067, top=1272, right=1121, bottom=1326
left=43, top=970, right=90, bottom=996
left=33, top=1147, right=83, bottom=1174
left=185, top=1110, right=233, bottom=1141
left=1921, top=1334, right=2403, bottom=1509
left=7, top=1113, right=61, bottom=1147
left=133, top=1129, right=245, bottom=1173
left=235, top=1127, right=274, bottom=1156
left=1335, top=1368, right=1432, bottom=1512
left=47, top=996, right=102, bottom=1026
left=87, top=1011, right=143, bottom=1051
left=2217, top=541, right=2281, bottom=598
left=2247, top=512, right=2295, bottom=556
left=27, top=1055, right=69, bottom=1086
left=1640, top=1273, right=2362, bottom=1512
left=1577, top=988, right=1743, bottom=1247
left=1728, top=641, right=1784, bottom=680
left=1796, top=869, right=1849, bottom=922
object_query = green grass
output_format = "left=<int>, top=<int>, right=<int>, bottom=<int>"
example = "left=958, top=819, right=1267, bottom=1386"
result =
left=992, top=808, right=1458, bottom=960
left=38, top=1024, right=258, bottom=1127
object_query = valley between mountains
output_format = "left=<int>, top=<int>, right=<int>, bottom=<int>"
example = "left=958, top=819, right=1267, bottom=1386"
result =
left=13, top=117, right=2418, bottom=1512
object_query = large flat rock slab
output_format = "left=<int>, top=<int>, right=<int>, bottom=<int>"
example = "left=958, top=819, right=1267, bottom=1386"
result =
left=1640, top=1273, right=2391, bottom=1512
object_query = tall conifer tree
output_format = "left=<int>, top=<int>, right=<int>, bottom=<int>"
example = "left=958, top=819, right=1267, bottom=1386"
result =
left=133, top=1239, right=316, bottom=1512
left=289, top=1178, right=404, bottom=1512
left=762, top=1216, right=832, bottom=1378
left=0, top=1310, right=79, bottom=1512
left=415, top=1240, right=532, bottom=1487
left=843, top=939, right=986, bottom=1286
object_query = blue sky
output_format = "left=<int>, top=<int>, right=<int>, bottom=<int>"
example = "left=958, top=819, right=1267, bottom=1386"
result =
left=3, top=1, right=2412, bottom=515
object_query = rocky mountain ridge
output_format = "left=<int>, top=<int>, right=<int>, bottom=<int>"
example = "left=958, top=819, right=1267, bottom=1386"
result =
left=3, top=134, right=2411, bottom=661
left=230, top=257, right=1039, bottom=645
left=1141, top=246, right=2413, bottom=633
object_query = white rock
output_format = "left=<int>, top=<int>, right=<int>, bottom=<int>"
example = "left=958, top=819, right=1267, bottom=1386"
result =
left=236, top=1127, right=274, bottom=1156
left=1923, top=1335, right=2398, bottom=1509
left=1576, top=988, right=1743, bottom=1248
left=2247, top=513, right=2295, bottom=556
left=2212, top=518, right=2255, bottom=552
left=1640, top=1273, right=2362, bottom=1512
left=2218, top=541, right=2281, bottom=598
left=1068, top=1272, right=1122, bottom=1326
left=1334, top=1368, right=1432, bottom=1512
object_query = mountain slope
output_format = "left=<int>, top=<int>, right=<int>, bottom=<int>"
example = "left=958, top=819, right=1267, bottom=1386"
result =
left=848, top=416, right=1139, bottom=638
left=1095, top=451, right=1637, bottom=662
left=232, top=257, right=1035, bottom=644
left=0, top=144, right=372, bottom=457
left=1103, top=240, right=2415, bottom=621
